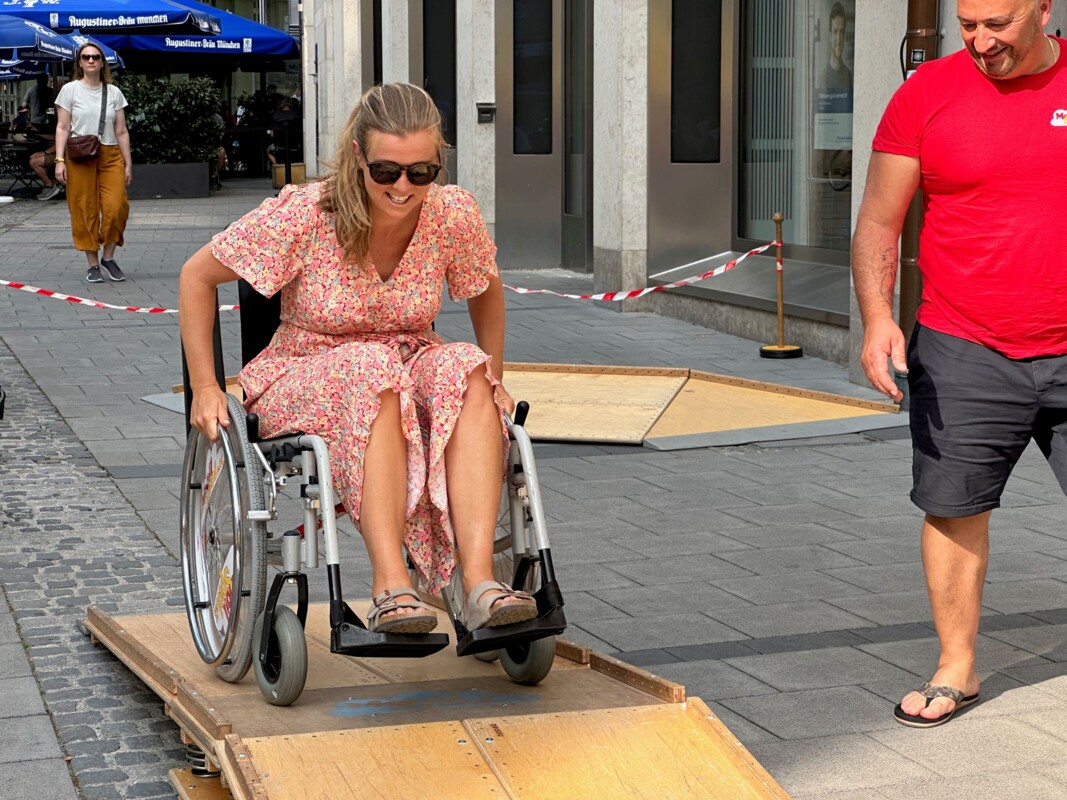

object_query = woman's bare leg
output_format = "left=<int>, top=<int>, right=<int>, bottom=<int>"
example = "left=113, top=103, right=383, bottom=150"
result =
left=445, top=367, right=524, bottom=609
left=360, top=390, right=419, bottom=616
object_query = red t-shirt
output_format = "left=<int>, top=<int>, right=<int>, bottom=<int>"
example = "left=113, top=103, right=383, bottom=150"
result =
left=873, top=42, right=1067, bottom=358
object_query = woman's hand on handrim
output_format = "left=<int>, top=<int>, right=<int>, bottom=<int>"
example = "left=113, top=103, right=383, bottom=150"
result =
left=189, top=384, right=231, bottom=441
left=494, top=382, right=515, bottom=417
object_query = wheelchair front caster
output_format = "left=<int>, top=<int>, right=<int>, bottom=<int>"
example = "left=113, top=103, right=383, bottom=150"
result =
left=500, top=636, right=555, bottom=685
left=253, top=606, right=308, bottom=706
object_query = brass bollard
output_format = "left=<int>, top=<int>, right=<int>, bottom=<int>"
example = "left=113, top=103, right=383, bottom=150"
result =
left=759, top=212, right=803, bottom=359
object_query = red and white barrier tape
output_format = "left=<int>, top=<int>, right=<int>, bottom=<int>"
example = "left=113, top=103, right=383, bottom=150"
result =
left=503, top=241, right=777, bottom=301
left=0, top=240, right=777, bottom=313
left=0, top=279, right=236, bottom=314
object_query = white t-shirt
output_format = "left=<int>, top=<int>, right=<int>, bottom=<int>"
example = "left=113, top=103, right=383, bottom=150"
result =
left=55, top=81, right=128, bottom=145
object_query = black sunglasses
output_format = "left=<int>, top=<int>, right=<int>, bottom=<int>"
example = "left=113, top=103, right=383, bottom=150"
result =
left=80, top=53, right=102, bottom=61
left=365, top=161, right=441, bottom=187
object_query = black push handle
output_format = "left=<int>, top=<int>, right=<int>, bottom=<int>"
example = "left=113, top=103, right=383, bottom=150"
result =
left=513, top=400, right=529, bottom=428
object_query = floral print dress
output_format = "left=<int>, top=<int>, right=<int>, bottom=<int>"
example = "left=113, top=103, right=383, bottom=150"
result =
left=210, top=181, right=507, bottom=594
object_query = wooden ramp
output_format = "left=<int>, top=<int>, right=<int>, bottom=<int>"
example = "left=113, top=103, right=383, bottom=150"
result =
left=85, top=605, right=790, bottom=800
left=505, top=363, right=899, bottom=448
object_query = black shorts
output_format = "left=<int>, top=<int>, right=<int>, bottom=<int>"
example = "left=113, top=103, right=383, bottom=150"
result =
left=908, top=324, right=1067, bottom=517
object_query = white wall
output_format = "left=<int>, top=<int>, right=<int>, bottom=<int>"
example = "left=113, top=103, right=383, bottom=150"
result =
left=456, top=0, right=496, bottom=224
left=592, top=0, right=649, bottom=295
left=301, top=0, right=368, bottom=176
left=848, top=0, right=908, bottom=382
left=381, top=0, right=414, bottom=84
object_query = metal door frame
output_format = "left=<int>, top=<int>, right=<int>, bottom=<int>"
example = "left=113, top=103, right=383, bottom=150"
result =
left=647, top=0, right=736, bottom=272
left=495, top=0, right=564, bottom=270
left=561, top=0, right=593, bottom=272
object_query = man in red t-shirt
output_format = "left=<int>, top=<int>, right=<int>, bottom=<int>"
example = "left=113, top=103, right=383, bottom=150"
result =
left=854, top=0, right=1066, bottom=729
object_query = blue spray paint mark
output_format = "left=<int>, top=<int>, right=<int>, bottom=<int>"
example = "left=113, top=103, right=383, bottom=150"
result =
left=332, top=688, right=540, bottom=717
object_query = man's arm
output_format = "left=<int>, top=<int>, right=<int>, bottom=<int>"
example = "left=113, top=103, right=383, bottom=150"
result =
left=851, top=151, right=921, bottom=400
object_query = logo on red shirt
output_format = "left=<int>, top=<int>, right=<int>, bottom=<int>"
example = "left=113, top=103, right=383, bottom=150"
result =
left=1051, top=109, right=1067, bottom=126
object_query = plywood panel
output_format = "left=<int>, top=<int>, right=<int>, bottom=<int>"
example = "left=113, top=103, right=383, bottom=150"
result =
left=170, top=767, right=232, bottom=800
left=504, top=370, right=686, bottom=443
left=241, top=723, right=507, bottom=799
left=648, top=374, right=891, bottom=439
left=689, top=371, right=897, bottom=412
left=183, top=668, right=664, bottom=741
left=105, top=609, right=386, bottom=702
left=85, top=606, right=184, bottom=697
left=466, top=704, right=791, bottom=799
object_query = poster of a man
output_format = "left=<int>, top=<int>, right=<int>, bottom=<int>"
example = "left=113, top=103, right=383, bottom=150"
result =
left=821, top=3, right=853, bottom=88
left=814, top=0, right=854, bottom=150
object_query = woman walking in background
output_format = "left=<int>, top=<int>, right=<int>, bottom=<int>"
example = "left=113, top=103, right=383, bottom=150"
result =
left=53, top=42, right=132, bottom=284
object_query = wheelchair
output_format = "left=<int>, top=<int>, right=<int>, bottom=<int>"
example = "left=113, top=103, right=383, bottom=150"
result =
left=178, top=282, right=566, bottom=706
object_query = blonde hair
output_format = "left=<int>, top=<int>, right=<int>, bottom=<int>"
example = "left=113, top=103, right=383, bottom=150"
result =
left=71, top=42, right=112, bottom=83
left=320, top=83, right=445, bottom=267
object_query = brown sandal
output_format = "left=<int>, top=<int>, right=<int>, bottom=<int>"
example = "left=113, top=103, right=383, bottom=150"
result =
left=368, top=588, right=438, bottom=634
left=463, top=580, right=538, bottom=631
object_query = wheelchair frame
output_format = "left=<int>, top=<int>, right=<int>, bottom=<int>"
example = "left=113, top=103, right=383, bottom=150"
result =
left=179, top=284, right=566, bottom=706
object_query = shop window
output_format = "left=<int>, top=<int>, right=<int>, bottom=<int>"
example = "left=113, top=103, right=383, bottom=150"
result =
left=513, top=0, right=552, bottom=155
left=423, top=0, right=457, bottom=148
left=739, top=0, right=853, bottom=255
left=671, top=0, right=722, bottom=163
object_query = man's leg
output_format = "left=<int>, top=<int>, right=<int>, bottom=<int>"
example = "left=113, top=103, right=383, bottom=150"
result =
left=29, top=152, right=53, bottom=187
left=899, top=511, right=989, bottom=719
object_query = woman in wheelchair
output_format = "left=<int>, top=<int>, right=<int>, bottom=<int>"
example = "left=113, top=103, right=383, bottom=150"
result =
left=178, top=83, right=537, bottom=637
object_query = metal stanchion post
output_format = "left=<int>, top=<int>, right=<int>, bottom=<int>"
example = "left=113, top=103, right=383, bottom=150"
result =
left=759, top=212, right=803, bottom=359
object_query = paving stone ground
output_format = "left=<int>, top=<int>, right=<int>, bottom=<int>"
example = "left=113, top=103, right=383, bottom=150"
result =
left=2, top=180, right=1067, bottom=798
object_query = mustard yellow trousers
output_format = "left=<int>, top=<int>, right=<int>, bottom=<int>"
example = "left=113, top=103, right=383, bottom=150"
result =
left=64, top=144, right=129, bottom=252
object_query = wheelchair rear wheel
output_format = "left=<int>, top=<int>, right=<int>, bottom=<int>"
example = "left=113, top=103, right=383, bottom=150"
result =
left=180, top=394, right=268, bottom=682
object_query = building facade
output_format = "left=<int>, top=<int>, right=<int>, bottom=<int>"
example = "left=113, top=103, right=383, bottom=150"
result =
left=296, top=1, right=1067, bottom=383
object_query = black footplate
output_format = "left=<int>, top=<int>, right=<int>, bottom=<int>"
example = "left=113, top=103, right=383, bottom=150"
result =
left=455, top=607, right=567, bottom=657
left=330, top=622, right=450, bottom=658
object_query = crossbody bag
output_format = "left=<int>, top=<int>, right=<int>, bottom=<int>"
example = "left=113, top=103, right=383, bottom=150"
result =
left=66, top=84, right=108, bottom=163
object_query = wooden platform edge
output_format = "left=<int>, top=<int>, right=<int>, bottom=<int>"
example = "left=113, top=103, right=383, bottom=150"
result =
left=223, top=734, right=269, bottom=800
left=688, top=369, right=899, bottom=413
left=555, top=637, right=591, bottom=664
left=177, top=682, right=235, bottom=742
left=504, top=361, right=690, bottom=379
left=84, top=606, right=182, bottom=696
left=687, top=697, right=792, bottom=799
left=170, top=700, right=226, bottom=773
left=589, top=651, right=686, bottom=703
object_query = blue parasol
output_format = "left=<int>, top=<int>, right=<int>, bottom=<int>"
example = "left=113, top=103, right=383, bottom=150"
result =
left=69, top=31, right=124, bottom=66
left=95, top=0, right=296, bottom=58
left=0, top=25, right=121, bottom=70
left=0, top=0, right=219, bottom=36
left=0, top=58, right=45, bottom=77
left=0, top=16, right=77, bottom=61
